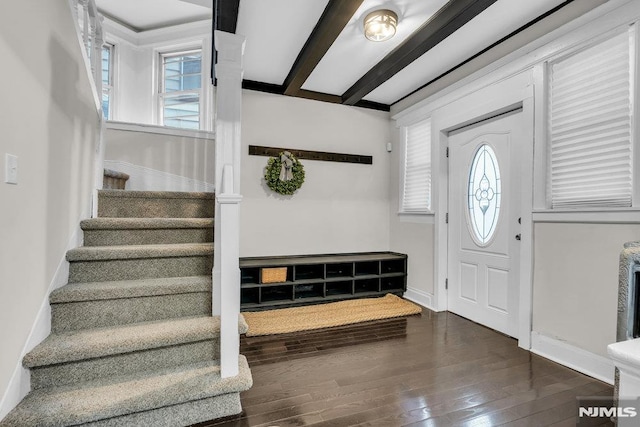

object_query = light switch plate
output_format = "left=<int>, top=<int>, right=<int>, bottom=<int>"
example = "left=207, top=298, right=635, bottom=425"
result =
left=5, top=154, right=18, bottom=184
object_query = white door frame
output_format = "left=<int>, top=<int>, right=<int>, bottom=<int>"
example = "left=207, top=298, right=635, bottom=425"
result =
left=431, top=73, right=535, bottom=349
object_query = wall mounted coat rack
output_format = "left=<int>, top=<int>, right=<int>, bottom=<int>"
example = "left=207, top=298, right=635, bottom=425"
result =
left=248, top=145, right=373, bottom=165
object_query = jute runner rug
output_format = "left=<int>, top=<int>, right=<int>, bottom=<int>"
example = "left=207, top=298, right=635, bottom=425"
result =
left=242, top=294, right=422, bottom=337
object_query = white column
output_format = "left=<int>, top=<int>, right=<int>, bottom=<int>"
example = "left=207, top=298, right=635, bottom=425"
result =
left=213, top=31, right=245, bottom=378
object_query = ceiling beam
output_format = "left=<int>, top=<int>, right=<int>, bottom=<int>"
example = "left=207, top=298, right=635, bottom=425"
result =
left=214, top=0, right=240, bottom=33
left=283, top=0, right=365, bottom=97
left=212, top=0, right=240, bottom=82
left=341, top=0, right=498, bottom=106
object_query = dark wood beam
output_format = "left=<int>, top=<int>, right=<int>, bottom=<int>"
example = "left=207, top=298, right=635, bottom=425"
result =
left=249, top=145, right=373, bottom=165
left=241, top=81, right=390, bottom=112
left=214, top=0, right=240, bottom=33
left=341, top=0, right=498, bottom=106
left=283, top=0, right=365, bottom=97
left=212, top=0, right=240, bottom=82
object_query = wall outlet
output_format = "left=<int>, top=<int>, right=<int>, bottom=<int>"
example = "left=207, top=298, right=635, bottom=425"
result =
left=5, top=154, right=18, bottom=184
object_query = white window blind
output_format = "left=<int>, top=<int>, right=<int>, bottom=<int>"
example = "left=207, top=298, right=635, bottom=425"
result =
left=548, top=30, right=633, bottom=209
left=401, top=119, right=431, bottom=212
left=160, top=50, right=202, bottom=130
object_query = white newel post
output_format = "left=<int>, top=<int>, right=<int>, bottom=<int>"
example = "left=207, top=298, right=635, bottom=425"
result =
left=213, top=31, right=245, bottom=378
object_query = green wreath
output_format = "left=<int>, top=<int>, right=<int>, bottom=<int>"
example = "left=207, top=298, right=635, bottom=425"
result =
left=264, top=151, right=305, bottom=195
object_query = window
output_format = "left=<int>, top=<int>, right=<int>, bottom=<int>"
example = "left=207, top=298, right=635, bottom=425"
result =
left=468, top=144, right=501, bottom=245
left=159, top=50, right=202, bottom=130
left=102, top=43, right=113, bottom=120
left=401, top=119, right=432, bottom=213
left=547, top=29, right=634, bottom=209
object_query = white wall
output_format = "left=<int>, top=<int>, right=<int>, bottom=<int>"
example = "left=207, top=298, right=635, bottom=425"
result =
left=0, top=0, right=100, bottom=417
left=533, top=223, right=640, bottom=358
left=104, top=124, right=215, bottom=192
left=240, top=90, right=392, bottom=257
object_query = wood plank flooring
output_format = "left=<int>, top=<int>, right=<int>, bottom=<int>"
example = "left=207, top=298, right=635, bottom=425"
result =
left=194, top=310, right=613, bottom=426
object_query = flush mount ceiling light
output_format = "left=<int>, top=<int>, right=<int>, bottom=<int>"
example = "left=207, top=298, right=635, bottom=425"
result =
left=363, top=9, right=398, bottom=42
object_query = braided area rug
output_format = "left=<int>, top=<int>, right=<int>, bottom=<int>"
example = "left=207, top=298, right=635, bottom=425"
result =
left=242, top=294, right=422, bottom=337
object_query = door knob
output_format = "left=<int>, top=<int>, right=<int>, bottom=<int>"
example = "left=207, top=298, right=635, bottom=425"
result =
left=515, top=234, right=521, bottom=241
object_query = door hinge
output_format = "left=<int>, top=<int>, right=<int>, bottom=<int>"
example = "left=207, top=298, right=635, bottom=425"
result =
left=446, top=147, right=449, bottom=158
left=445, top=212, right=449, bottom=224
left=445, top=278, right=448, bottom=290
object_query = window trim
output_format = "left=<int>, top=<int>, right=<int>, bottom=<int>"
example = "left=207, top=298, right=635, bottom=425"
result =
left=542, top=24, right=638, bottom=211
left=157, top=47, right=204, bottom=130
left=399, top=118, right=433, bottom=215
left=102, top=42, right=115, bottom=120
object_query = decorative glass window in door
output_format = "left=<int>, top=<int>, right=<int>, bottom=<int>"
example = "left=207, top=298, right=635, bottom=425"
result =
left=468, top=144, right=501, bottom=246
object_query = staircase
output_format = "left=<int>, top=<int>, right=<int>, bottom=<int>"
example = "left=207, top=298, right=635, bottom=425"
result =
left=1, top=190, right=252, bottom=427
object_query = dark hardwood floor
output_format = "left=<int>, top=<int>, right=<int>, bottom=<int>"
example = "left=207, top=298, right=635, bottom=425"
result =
left=194, top=310, right=613, bottom=426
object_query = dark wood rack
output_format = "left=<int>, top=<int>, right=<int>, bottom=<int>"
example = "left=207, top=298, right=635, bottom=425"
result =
left=248, top=145, right=373, bottom=165
left=240, top=252, right=407, bottom=310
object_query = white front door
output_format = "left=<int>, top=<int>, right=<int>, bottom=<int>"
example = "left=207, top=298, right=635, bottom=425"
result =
left=447, top=110, right=524, bottom=338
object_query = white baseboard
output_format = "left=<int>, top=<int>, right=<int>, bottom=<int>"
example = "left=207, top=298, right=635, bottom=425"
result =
left=0, top=225, right=83, bottom=421
left=403, top=287, right=439, bottom=312
left=104, top=160, right=215, bottom=193
left=531, top=331, right=615, bottom=385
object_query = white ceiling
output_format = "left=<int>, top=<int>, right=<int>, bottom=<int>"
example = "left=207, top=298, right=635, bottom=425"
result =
left=96, top=0, right=593, bottom=107
left=235, top=0, right=330, bottom=85
left=364, top=0, right=568, bottom=103
left=301, top=0, right=449, bottom=95
left=96, top=0, right=211, bottom=32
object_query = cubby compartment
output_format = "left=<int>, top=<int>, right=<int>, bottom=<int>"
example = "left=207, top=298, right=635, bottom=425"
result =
left=326, top=280, right=353, bottom=296
left=326, top=262, right=353, bottom=278
left=294, top=264, right=324, bottom=281
left=241, top=287, right=259, bottom=305
left=295, top=283, right=324, bottom=299
left=355, top=261, right=379, bottom=276
left=240, top=252, right=406, bottom=309
left=241, top=267, right=260, bottom=284
left=381, top=259, right=406, bottom=274
left=261, top=286, right=293, bottom=303
left=355, top=278, right=379, bottom=293
left=381, top=276, right=405, bottom=291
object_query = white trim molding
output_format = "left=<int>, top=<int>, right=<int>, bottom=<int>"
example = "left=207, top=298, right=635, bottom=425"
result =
left=106, top=121, right=215, bottom=140
left=533, top=210, right=640, bottom=224
left=403, top=287, right=438, bottom=312
left=532, top=331, right=615, bottom=385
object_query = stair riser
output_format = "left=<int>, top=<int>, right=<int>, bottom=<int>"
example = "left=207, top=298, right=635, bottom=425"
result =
left=30, top=339, right=220, bottom=390
left=83, top=228, right=214, bottom=246
left=83, top=392, right=241, bottom=427
left=98, top=196, right=214, bottom=218
left=68, top=256, right=213, bottom=283
left=51, top=293, right=212, bottom=332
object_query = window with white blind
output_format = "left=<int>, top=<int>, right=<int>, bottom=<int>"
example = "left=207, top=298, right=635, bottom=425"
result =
left=401, top=119, right=432, bottom=213
left=159, top=50, right=202, bottom=130
left=547, top=29, right=634, bottom=209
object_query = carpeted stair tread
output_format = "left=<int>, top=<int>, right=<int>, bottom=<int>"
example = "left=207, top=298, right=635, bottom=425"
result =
left=24, top=315, right=249, bottom=368
left=1, top=356, right=252, bottom=427
left=98, top=190, right=215, bottom=200
left=50, top=276, right=212, bottom=303
left=81, top=217, right=214, bottom=230
left=66, top=243, right=213, bottom=262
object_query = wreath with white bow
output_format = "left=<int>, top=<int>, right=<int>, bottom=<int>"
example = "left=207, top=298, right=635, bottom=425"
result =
left=264, top=151, right=305, bottom=195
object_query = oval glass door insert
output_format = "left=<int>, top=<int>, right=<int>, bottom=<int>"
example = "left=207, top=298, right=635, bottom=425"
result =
left=467, top=144, right=501, bottom=246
